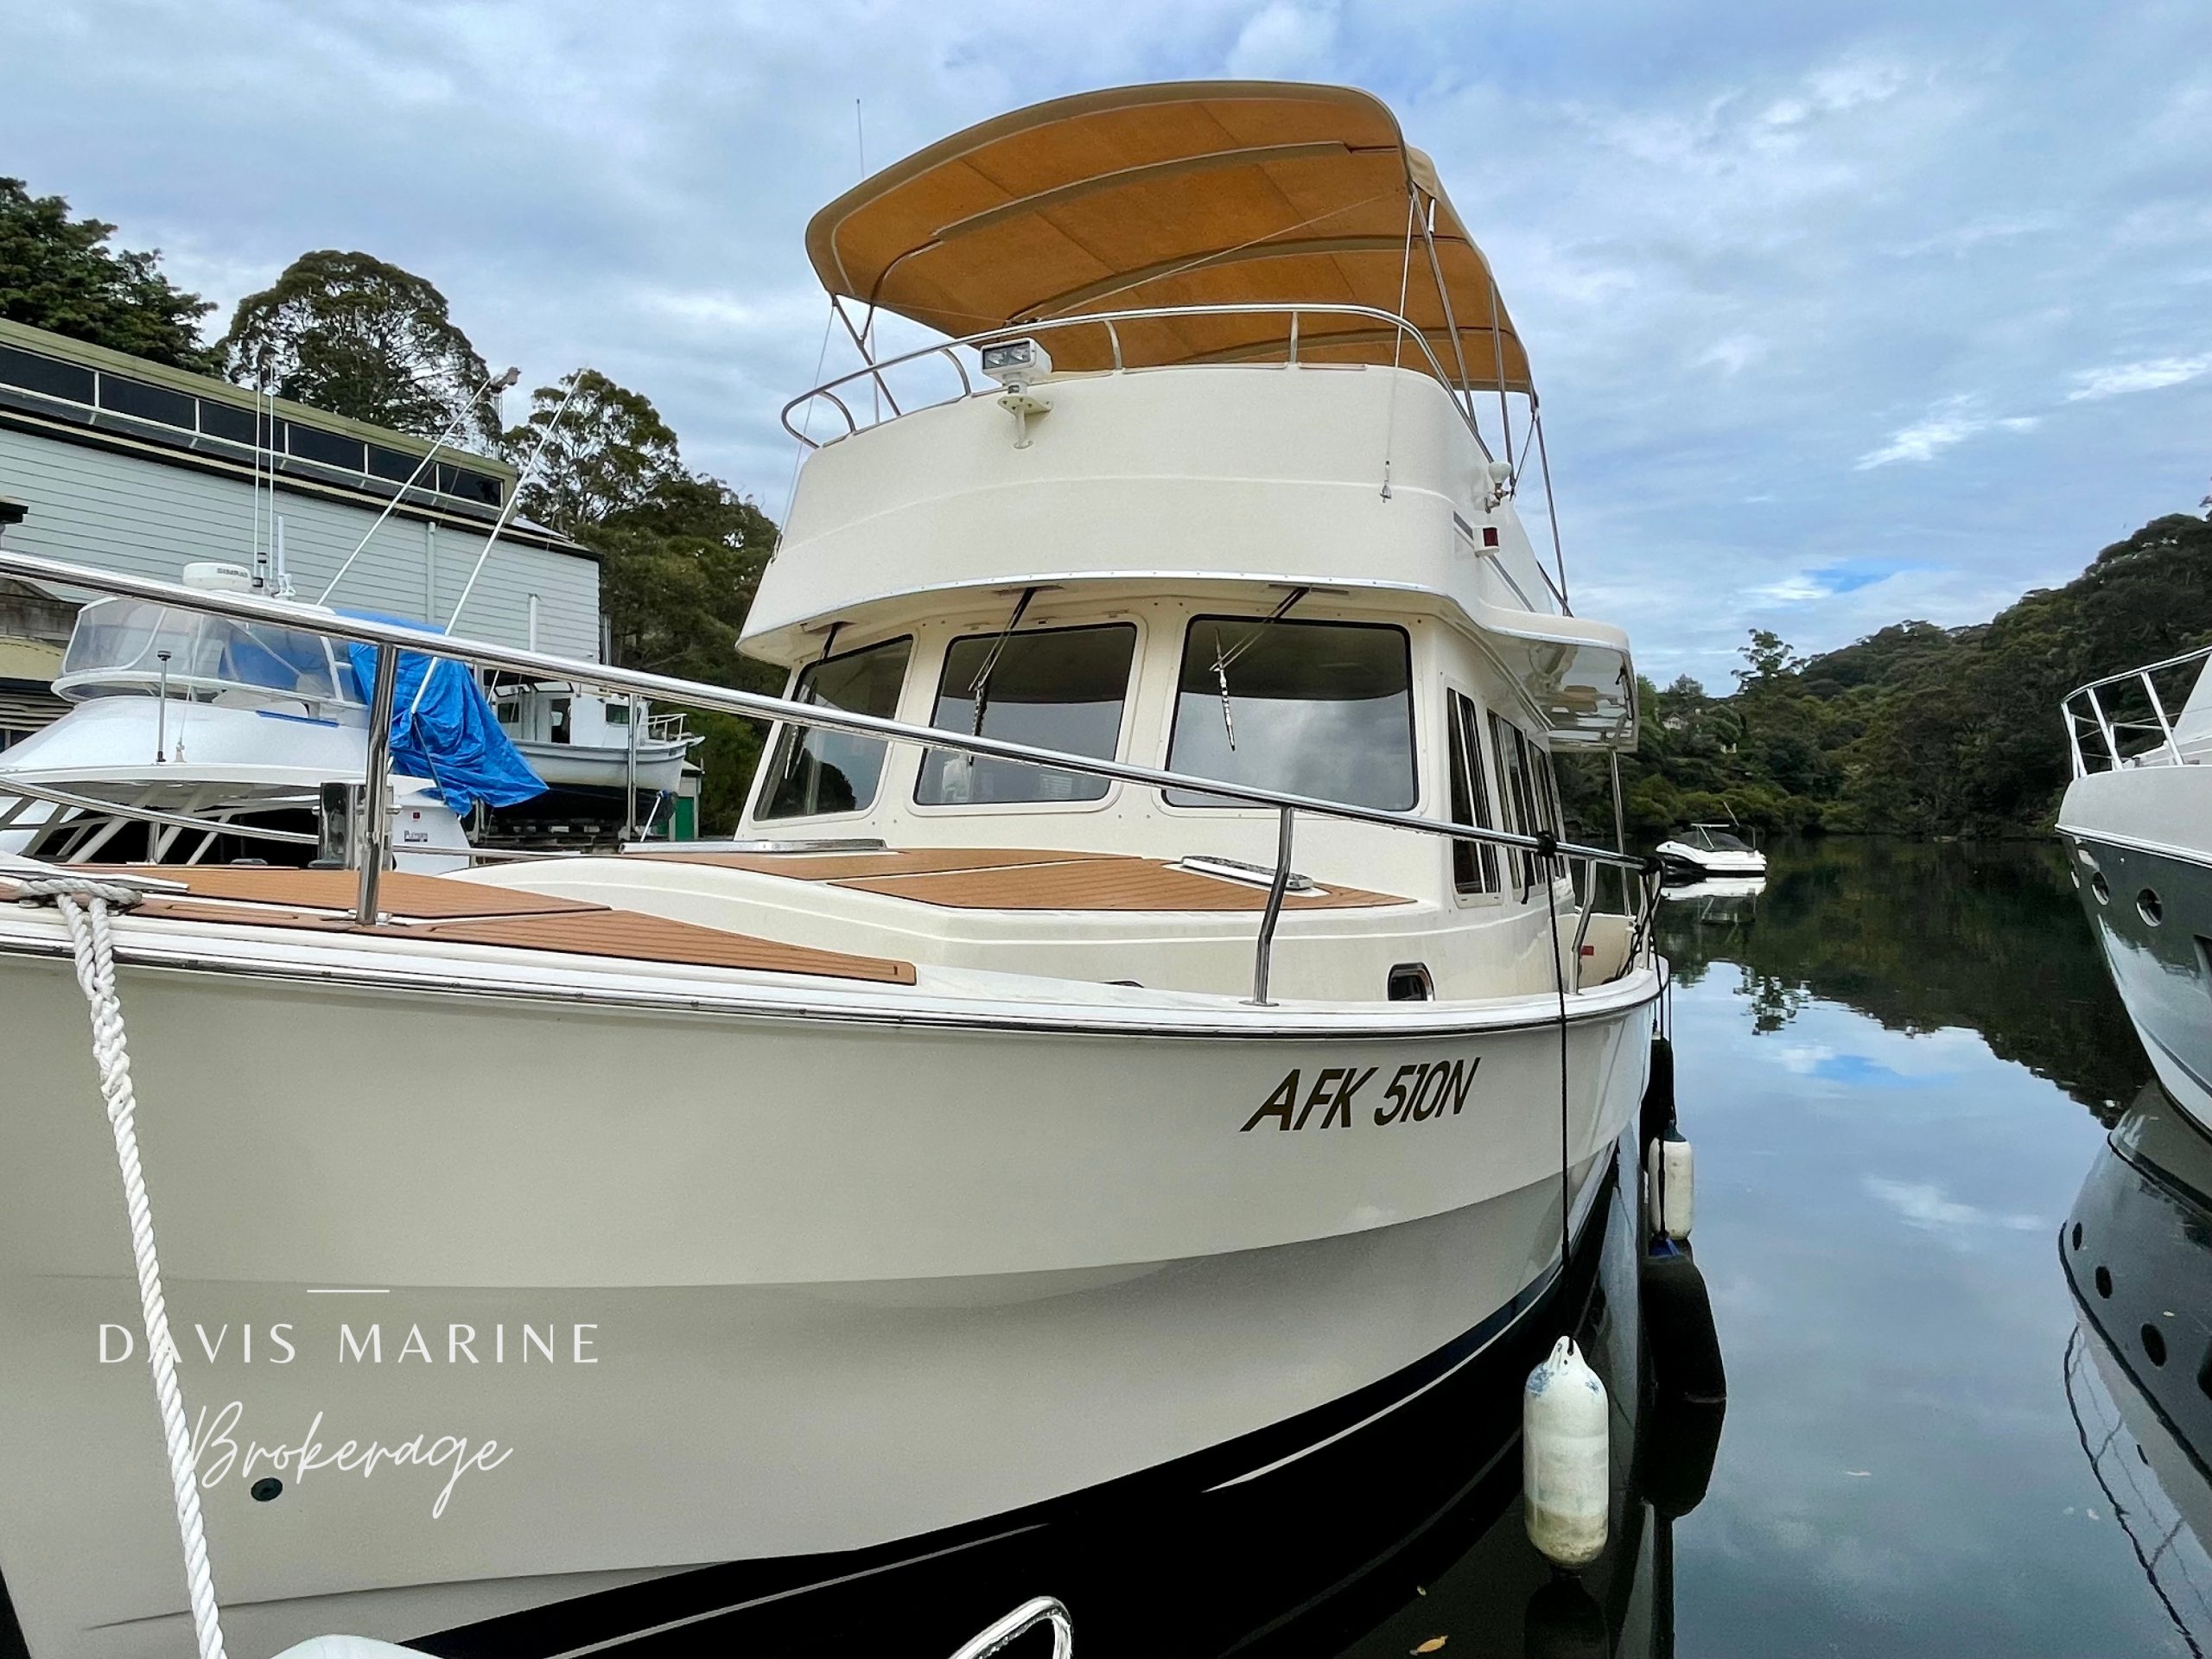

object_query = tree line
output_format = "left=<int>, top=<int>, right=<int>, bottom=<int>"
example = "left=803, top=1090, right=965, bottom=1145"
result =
left=1562, top=511, right=2212, bottom=842
left=2, top=175, right=779, bottom=829
left=9, top=172, right=2208, bottom=842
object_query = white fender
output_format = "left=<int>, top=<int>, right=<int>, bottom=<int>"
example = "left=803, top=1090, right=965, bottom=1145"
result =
left=1647, top=1131, right=1694, bottom=1242
left=1523, top=1334, right=1610, bottom=1567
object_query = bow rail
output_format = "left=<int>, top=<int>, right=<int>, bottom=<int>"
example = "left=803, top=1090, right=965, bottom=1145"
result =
left=0, top=548, right=1654, bottom=997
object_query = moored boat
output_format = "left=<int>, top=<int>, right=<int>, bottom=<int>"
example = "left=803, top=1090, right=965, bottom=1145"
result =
left=1654, top=823, right=1766, bottom=880
left=0, top=81, right=1665, bottom=1656
left=2057, top=647, right=2212, bottom=1133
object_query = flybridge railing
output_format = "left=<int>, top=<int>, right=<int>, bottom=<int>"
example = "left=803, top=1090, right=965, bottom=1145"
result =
left=779, top=302, right=1574, bottom=619
left=780, top=302, right=1488, bottom=451
left=0, top=549, right=1656, bottom=1001
left=2063, top=643, right=2212, bottom=777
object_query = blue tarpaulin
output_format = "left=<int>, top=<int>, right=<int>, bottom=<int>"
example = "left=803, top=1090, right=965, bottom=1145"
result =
left=340, top=612, right=545, bottom=815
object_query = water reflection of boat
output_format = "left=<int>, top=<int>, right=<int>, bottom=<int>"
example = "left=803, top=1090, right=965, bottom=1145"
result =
left=2060, top=1082, right=2212, bottom=1648
left=1659, top=874, right=1767, bottom=904
left=2059, top=648, right=2212, bottom=1135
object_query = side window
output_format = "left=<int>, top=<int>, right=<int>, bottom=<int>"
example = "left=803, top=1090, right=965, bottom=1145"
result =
left=1488, top=711, right=1549, bottom=893
left=916, top=623, right=1135, bottom=805
left=759, top=637, right=913, bottom=819
left=1446, top=691, right=1499, bottom=894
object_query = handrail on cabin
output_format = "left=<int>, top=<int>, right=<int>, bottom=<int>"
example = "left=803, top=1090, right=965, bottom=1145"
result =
left=779, top=302, right=1495, bottom=457
left=0, top=548, right=1655, bottom=995
left=2063, top=642, right=2212, bottom=778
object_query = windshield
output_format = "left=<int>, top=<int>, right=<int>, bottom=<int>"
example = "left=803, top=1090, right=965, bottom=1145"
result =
left=59, top=598, right=347, bottom=702
left=917, top=624, right=1135, bottom=805
left=1694, top=827, right=1750, bottom=850
left=759, top=637, right=912, bottom=818
left=1165, top=616, right=1415, bottom=809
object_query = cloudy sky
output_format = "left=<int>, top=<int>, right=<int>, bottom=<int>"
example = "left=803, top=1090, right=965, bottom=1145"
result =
left=6, top=0, right=2208, bottom=679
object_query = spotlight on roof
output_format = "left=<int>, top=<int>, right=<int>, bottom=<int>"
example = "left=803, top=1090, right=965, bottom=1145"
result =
left=982, top=340, right=1052, bottom=449
left=981, top=339, right=1052, bottom=388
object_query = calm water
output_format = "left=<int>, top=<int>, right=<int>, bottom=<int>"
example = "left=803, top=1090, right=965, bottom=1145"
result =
left=1336, top=836, right=2202, bottom=1659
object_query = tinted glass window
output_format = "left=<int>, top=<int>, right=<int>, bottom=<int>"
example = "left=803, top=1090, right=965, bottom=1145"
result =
left=917, top=624, right=1135, bottom=805
left=438, top=464, right=501, bottom=505
left=1446, top=691, right=1499, bottom=893
left=97, top=374, right=196, bottom=429
left=1489, top=712, right=1560, bottom=892
left=196, top=400, right=257, bottom=444
left=760, top=638, right=912, bottom=819
left=1166, top=616, right=1414, bottom=810
left=368, top=445, right=423, bottom=483
left=0, top=345, right=94, bottom=405
left=288, top=423, right=366, bottom=472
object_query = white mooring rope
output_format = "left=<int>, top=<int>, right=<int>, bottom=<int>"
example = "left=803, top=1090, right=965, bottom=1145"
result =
left=21, top=874, right=229, bottom=1659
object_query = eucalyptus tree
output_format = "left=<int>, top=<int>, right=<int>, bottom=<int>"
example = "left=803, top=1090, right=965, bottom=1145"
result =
left=219, top=251, right=496, bottom=443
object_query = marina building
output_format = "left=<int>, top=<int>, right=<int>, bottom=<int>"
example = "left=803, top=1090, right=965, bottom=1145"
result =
left=0, top=317, right=598, bottom=750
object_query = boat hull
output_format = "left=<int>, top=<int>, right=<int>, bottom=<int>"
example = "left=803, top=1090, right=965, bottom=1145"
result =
left=2060, top=768, right=2212, bottom=1135
left=0, top=944, right=1655, bottom=1656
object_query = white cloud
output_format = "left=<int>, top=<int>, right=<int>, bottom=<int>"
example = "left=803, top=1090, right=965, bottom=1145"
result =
left=1853, top=397, right=2038, bottom=469
left=1864, top=1177, right=2043, bottom=1235
left=1224, top=2, right=1338, bottom=78
left=2063, top=354, right=2212, bottom=402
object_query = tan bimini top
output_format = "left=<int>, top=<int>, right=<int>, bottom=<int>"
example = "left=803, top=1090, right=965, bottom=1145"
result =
left=805, top=80, right=1530, bottom=395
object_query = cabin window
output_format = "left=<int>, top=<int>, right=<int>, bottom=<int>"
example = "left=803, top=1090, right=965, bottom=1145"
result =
left=1165, top=616, right=1415, bottom=810
left=916, top=623, right=1135, bottom=805
left=759, top=636, right=913, bottom=819
left=1446, top=690, right=1499, bottom=893
left=1488, top=712, right=1561, bottom=891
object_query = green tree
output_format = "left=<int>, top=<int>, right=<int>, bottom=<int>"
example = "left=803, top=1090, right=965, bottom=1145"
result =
left=584, top=474, right=783, bottom=833
left=508, top=369, right=681, bottom=537
left=219, top=251, right=494, bottom=441
left=1735, top=628, right=1806, bottom=689
left=0, top=177, right=216, bottom=370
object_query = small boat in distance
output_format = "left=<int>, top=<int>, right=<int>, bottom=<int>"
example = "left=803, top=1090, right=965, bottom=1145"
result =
left=2057, top=646, right=2212, bottom=1134
left=1655, top=821, right=1767, bottom=880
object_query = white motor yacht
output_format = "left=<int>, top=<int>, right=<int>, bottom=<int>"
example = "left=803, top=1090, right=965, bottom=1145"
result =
left=0, top=564, right=474, bottom=873
left=0, top=82, right=1666, bottom=1656
left=1654, top=823, right=1766, bottom=880
left=2057, top=647, right=2212, bottom=1134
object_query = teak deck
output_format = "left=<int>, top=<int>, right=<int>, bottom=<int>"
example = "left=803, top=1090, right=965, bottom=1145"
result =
left=1, top=867, right=914, bottom=986
left=3, top=845, right=1407, bottom=988
left=635, top=845, right=1410, bottom=912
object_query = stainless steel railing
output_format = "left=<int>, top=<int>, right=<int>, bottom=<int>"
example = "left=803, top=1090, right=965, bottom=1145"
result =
left=2063, top=642, right=2212, bottom=777
left=780, top=301, right=1488, bottom=448
left=0, top=548, right=1656, bottom=1000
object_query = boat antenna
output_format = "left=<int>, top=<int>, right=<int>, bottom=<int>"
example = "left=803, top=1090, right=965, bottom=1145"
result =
left=966, top=586, right=1036, bottom=737
left=1208, top=587, right=1309, bottom=750
left=441, top=369, right=582, bottom=639
left=317, top=365, right=520, bottom=605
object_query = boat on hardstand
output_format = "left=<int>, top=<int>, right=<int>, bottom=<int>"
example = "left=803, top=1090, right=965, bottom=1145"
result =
left=2057, top=647, right=2212, bottom=1134
left=0, top=82, right=1663, bottom=1656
